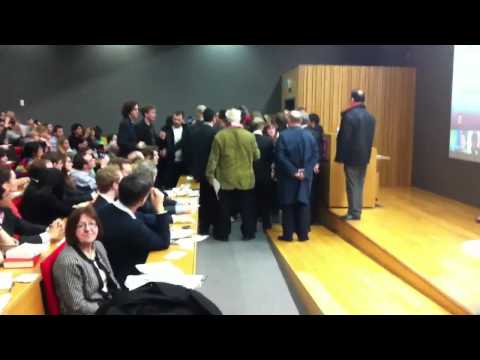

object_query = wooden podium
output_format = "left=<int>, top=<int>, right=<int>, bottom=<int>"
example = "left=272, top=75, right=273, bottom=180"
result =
left=319, top=133, right=378, bottom=209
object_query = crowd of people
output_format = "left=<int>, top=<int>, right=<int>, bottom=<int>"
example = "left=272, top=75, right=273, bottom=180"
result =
left=0, top=89, right=375, bottom=314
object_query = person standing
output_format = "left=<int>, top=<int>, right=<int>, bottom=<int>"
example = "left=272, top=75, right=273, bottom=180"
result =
left=163, top=111, right=190, bottom=189
left=335, top=89, right=376, bottom=221
left=252, top=118, right=275, bottom=231
left=135, top=105, right=159, bottom=147
left=188, top=108, right=221, bottom=237
left=117, top=101, right=144, bottom=158
left=275, top=111, right=319, bottom=241
left=206, top=108, right=260, bottom=241
left=306, top=113, right=324, bottom=223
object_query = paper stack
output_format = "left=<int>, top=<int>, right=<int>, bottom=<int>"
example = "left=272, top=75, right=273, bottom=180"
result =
left=3, top=243, right=48, bottom=269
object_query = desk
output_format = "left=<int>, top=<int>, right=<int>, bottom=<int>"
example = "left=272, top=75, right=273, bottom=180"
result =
left=1, top=176, right=200, bottom=314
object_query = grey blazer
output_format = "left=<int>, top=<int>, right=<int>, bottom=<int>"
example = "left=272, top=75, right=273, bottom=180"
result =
left=53, top=241, right=121, bottom=315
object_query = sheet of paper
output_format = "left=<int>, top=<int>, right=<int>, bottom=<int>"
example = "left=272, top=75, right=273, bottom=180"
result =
left=135, top=262, right=184, bottom=276
left=163, top=251, right=187, bottom=261
left=14, top=273, right=40, bottom=284
left=192, top=235, right=209, bottom=243
left=0, top=293, right=12, bottom=314
left=173, top=238, right=195, bottom=250
left=212, top=178, right=220, bottom=200
left=170, top=228, right=194, bottom=240
left=0, top=273, right=13, bottom=291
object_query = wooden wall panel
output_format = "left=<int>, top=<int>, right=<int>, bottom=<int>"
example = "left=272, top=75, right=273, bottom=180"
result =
left=291, top=65, right=416, bottom=187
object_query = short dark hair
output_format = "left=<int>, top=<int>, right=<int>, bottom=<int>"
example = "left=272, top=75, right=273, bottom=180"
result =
left=71, top=123, right=83, bottom=134
left=0, top=148, right=8, bottom=159
left=118, top=172, right=153, bottom=207
left=309, top=113, right=320, bottom=125
left=28, top=159, right=49, bottom=179
left=141, top=105, right=155, bottom=116
left=22, top=141, right=43, bottom=159
left=203, top=108, right=215, bottom=123
left=121, top=101, right=139, bottom=119
left=73, top=152, right=88, bottom=170
left=44, top=151, right=63, bottom=165
left=53, top=125, right=63, bottom=133
left=140, top=146, right=158, bottom=160
left=65, top=206, right=103, bottom=247
left=173, top=111, right=184, bottom=118
left=351, top=89, right=366, bottom=103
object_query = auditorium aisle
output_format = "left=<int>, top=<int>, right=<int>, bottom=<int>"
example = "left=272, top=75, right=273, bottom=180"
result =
left=197, top=222, right=300, bottom=315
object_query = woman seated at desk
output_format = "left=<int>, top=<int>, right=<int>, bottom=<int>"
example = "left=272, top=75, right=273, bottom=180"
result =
left=53, top=206, right=121, bottom=315
left=0, top=165, right=64, bottom=249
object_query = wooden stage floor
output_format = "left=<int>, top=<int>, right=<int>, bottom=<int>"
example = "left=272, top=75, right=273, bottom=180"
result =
left=327, top=187, right=480, bottom=315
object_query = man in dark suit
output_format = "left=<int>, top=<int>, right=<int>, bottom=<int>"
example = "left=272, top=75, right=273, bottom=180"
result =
left=92, top=165, right=122, bottom=212
left=188, top=107, right=220, bottom=237
left=163, top=111, right=190, bottom=189
left=135, top=105, right=159, bottom=147
left=275, top=111, right=319, bottom=241
left=117, top=101, right=143, bottom=158
left=335, top=89, right=376, bottom=221
left=306, top=113, right=324, bottom=223
left=252, top=118, right=275, bottom=231
left=98, top=172, right=171, bottom=284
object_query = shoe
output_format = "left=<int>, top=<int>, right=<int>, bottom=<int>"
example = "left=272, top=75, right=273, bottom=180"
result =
left=340, top=214, right=361, bottom=221
left=277, top=235, right=293, bottom=242
left=242, top=236, right=255, bottom=241
left=298, top=238, right=309, bottom=242
left=213, top=236, right=229, bottom=242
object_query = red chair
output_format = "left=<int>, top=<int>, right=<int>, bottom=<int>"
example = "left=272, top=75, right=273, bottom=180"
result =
left=40, top=242, right=66, bottom=315
left=14, top=147, right=22, bottom=158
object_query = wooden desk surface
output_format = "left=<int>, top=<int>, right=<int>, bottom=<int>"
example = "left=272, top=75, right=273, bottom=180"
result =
left=1, top=176, right=200, bottom=315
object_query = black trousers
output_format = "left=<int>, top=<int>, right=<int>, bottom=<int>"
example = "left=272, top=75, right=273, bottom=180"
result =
left=254, top=181, right=272, bottom=230
left=310, top=173, right=320, bottom=224
left=217, top=189, right=256, bottom=240
left=198, top=180, right=221, bottom=237
left=281, top=203, right=311, bottom=241
left=165, top=161, right=187, bottom=189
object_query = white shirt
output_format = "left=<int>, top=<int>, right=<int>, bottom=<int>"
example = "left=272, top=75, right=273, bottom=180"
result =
left=98, top=193, right=115, bottom=204
left=253, top=130, right=263, bottom=136
left=173, top=126, right=183, bottom=162
left=113, top=200, right=136, bottom=220
left=92, top=259, right=108, bottom=293
left=205, top=122, right=214, bottom=127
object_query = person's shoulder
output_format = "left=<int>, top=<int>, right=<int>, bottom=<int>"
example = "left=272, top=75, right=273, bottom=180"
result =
left=54, top=244, right=78, bottom=266
left=94, top=241, right=107, bottom=254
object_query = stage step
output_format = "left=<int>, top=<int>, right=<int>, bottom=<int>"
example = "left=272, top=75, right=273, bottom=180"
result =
left=323, top=187, right=479, bottom=315
left=267, top=225, right=449, bottom=315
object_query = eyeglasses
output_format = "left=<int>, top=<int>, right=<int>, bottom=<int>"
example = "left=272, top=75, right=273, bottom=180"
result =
left=77, top=222, right=98, bottom=230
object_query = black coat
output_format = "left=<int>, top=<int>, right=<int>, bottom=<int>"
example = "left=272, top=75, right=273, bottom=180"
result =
left=163, top=124, right=191, bottom=167
left=20, top=184, right=73, bottom=226
left=306, top=125, right=325, bottom=162
left=188, top=123, right=218, bottom=182
left=97, top=204, right=171, bottom=284
left=92, top=196, right=110, bottom=213
left=253, top=134, right=274, bottom=185
left=117, top=118, right=138, bottom=157
left=335, top=104, right=376, bottom=167
left=0, top=207, right=45, bottom=244
left=135, top=119, right=159, bottom=147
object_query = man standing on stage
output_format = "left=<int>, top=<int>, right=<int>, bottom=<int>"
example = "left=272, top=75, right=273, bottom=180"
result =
left=276, top=111, right=319, bottom=241
left=335, top=89, right=376, bottom=221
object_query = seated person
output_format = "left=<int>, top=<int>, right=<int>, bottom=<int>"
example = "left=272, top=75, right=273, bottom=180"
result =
left=21, top=168, right=75, bottom=226
left=97, top=172, right=171, bottom=283
left=53, top=206, right=121, bottom=315
left=109, top=157, right=133, bottom=177
left=15, top=141, right=45, bottom=176
left=71, top=151, right=97, bottom=191
left=139, top=146, right=159, bottom=166
left=0, top=166, right=64, bottom=248
left=93, top=165, right=122, bottom=212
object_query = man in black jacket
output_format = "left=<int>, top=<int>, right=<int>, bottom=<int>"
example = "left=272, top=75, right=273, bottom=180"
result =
left=135, top=105, right=159, bottom=147
left=307, top=113, right=324, bottom=223
left=252, top=118, right=274, bottom=230
left=98, top=172, right=171, bottom=284
left=335, top=89, right=376, bottom=221
left=188, top=108, right=220, bottom=236
left=117, top=101, right=143, bottom=158
left=163, top=111, right=190, bottom=189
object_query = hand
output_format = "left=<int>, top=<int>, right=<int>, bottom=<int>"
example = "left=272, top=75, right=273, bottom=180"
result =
left=99, top=155, right=110, bottom=168
left=90, top=192, right=99, bottom=202
left=150, top=188, right=165, bottom=214
left=293, top=170, right=305, bottom=181
left=159, top=149, right=167, bottom=158
left=48, top=219, right=65, bottom=242
left=137, top=141, right=146, bottom=149
left=159, top=131, right=167, bottom=140
left=314, top=164, right=320, bottom=175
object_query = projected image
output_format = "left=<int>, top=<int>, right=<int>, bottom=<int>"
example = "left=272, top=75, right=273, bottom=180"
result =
left=449, top=45, right=480, bottom=163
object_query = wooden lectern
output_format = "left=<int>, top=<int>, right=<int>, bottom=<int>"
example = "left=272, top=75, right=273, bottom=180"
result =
left=319, top=133, right=378, bottom=209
